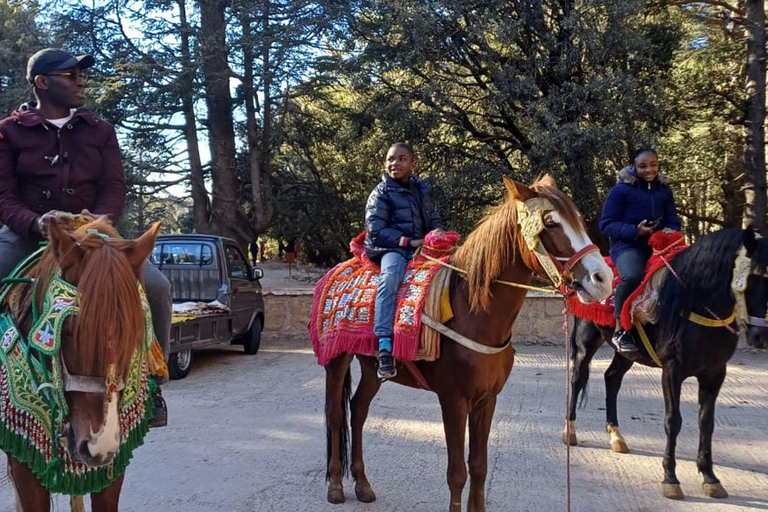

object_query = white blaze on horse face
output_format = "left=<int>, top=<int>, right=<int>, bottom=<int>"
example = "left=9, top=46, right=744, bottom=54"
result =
left=550, top=211, right=613, bottom=302
left=86, top=392, right=120, bottom=462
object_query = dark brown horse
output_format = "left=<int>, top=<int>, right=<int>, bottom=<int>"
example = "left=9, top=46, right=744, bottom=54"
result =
left=3, top=217, right=160, bottom=512
left=323, top=175, right=613, bottom=512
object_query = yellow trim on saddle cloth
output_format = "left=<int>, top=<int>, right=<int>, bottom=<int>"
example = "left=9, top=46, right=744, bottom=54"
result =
left=440, top=285, right=454, bottom=323
left=688, top=309, right=737, bottom=328
left=634, top=321, right=663, bottom=368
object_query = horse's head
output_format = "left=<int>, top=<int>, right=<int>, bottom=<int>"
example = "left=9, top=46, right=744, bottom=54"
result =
left=44, top=218, right=161, bottom=468
left=741, top=227, right=768, bottom=349
left=505, top=175, right=613, bottom=304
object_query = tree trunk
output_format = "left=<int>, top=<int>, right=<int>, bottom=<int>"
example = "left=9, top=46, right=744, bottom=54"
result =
left=251, top=0, right=276, bottom=234
left=743, top=0, right=766, bottom=230
left=722, top=125, right=745, bottom=227
left=179, top=0, right=212, bottom=233
left=198, top=0, right=253, bottom=246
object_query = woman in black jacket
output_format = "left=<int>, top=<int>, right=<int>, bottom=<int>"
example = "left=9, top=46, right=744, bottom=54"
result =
left=364, top=143, right=444, bottom=378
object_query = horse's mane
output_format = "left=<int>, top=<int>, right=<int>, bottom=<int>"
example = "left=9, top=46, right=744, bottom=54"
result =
left=452, top=177, right=585, bottom=312
left=656, top=228, right=744, bottom=361
left=12, top=219, right=145, bottom=376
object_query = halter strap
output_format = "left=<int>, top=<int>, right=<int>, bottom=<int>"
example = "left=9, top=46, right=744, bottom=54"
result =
left=60, top=358, right=125, bottom=394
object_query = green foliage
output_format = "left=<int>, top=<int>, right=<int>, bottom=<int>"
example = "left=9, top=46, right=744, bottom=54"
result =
left=0, top=0, right=759, bottom=264
left=0, top=0, right=48, bottom=116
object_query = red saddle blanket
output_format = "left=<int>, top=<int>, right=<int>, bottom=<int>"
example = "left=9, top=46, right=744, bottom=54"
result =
left=566, top=231, right=687, bottom=329
left=309, top=231, right=457, bottom=366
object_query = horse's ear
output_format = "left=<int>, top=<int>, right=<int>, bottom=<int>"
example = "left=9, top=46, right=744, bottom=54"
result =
left=502, top=175, right=534, bottom=201
left=48, top=218, right=82, bottom=269
left=538, top=174, right=558, bottom=189
left=124, top=222, right=162, bottom=270
left=744, top=225, right=757, bottom=256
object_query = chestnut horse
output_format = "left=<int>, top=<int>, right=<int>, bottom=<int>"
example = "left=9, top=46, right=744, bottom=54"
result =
left=323, top=175, right=613, bottom=512
left=564, top=227, right=768, bottom=500
left=2, top=217, right=160, bottom=512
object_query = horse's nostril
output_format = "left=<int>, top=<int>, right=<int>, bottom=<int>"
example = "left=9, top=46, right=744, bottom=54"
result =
left=592, top=272, right=605, bottom=284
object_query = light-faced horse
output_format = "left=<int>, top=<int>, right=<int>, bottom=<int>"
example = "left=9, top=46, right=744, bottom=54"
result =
left=324, top=175, right=613, bottom=512
left=2, top=217, right=160, bottom=512
left=565, top=227, right=768, bottom=500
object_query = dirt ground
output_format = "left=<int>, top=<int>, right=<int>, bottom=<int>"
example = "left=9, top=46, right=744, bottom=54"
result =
left=1, top=336, right=766, bottom=512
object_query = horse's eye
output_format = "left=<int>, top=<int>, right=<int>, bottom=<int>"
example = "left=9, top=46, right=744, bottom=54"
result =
left=544, top=218, right=559, bottom=229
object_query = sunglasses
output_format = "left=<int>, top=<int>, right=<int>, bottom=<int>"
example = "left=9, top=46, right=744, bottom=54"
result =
left=44, top=71, right=88, bottom=82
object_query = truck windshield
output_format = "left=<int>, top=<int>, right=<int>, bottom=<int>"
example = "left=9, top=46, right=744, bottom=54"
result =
left=152, top=243, right=214, bottom=266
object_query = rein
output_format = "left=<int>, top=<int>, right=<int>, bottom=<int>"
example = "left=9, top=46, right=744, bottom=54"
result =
left=417, top=196, right=598, bottom=357
left=420, top=196, right=600, bottom=296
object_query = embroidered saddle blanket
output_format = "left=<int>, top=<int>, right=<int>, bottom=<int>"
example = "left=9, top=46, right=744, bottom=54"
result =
left=309, top=231, right=458, bottom=366
left=567, top=231, right=688, bottom=329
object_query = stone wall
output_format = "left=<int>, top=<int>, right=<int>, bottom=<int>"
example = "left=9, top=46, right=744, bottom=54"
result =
left=264, top=289, right=570, bottom=345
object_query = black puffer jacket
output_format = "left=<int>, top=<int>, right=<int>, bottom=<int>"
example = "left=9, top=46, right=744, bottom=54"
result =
left=364, top=174, right=444, bottom=260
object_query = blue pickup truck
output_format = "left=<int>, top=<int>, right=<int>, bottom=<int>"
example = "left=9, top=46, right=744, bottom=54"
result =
left=150, top=234, right=265, bottom=379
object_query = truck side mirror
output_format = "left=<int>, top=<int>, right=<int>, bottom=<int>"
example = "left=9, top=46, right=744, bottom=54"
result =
left=251, top=267, right=264, bottom=280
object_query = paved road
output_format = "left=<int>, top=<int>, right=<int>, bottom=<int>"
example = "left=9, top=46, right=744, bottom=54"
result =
left=1, top=336, right=766, bottom=512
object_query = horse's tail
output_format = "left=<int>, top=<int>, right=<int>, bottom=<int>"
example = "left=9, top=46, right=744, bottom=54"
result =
left=325, top=367, right=352, bottom=481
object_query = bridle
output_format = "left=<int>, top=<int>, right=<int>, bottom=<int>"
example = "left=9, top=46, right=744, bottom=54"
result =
left=731, top=245, right=768, bottom=329
left=516, top=197, right=600, bottom=295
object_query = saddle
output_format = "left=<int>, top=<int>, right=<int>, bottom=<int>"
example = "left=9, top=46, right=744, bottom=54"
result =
left=309, top=231, right=458, bottom=366
left=567, top=231, right=688, bottom=329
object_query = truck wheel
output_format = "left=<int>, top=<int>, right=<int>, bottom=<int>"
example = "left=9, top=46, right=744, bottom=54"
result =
left=168, top=349, right=193, bottom=379
left=243, top=317, right=262, bottom=355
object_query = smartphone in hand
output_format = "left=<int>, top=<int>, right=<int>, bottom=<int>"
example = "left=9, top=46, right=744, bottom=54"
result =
left=646, top=217, right=662, bottom=227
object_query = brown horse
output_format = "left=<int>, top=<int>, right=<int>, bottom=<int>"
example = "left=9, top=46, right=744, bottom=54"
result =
left=2, top=217, right=160, bottom=512
left=323, top=175, right=613, bottom=512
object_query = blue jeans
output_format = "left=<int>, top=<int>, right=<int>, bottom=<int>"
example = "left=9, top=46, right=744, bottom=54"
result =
left=613, top=247, right=648, bottom=321
left=373, top=251, right=409, bottom=338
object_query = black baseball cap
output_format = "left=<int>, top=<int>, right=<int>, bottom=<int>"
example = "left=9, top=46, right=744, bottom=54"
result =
left=26, top=48, right=95, bottom=84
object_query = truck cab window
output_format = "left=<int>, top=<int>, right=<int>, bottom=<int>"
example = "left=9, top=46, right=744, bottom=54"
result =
left=225, top=246, right=248, bottom=279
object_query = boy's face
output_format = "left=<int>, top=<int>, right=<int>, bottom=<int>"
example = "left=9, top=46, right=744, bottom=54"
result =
left=384, top=146, right=415, bottom=183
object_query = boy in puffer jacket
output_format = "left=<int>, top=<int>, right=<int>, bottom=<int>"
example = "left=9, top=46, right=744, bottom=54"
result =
left=364, top=143, right=444, bottom=379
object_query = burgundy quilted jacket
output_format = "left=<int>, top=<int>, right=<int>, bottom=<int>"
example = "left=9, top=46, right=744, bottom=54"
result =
left=0, top=108, right=126, bottom=239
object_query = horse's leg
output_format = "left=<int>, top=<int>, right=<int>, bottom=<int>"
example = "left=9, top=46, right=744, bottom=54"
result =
left=439, top=394, right=469, bottom=512
left=70, top=496, right=86, bottom=512
left=467, top=396, right=497, bottom=512
left=604, top=352, right=634, bottom=453
left=563, top=318, right=603, bottom=446
left=661, top=363, right=685, bottom=500
left=325, top=354, right=354, bottom=504
left=90, top=475, right=125, bottom=512
left=697, top=366, right=729, bottom=499
left=350, top=357, right=382, bottom=503
left=7, top=457, right=50, bottom=512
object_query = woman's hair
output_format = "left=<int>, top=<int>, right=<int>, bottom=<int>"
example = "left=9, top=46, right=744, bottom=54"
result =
left=389, top=142, right=415, bottom=160
left=632, top=147, right=657, bottom=163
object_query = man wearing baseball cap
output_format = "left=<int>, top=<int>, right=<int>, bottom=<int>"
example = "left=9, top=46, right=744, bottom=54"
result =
left=0, top=48, right=172, bottom=426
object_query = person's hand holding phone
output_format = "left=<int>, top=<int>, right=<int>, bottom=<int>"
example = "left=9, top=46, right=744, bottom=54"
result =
left=638, top=218, right=660, bottom=237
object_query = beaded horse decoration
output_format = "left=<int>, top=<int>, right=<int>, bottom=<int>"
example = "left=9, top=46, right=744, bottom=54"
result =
left=0, top=219, right=160, bottom=497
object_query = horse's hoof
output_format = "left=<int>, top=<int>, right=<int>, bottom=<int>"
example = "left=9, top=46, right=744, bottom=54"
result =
left=610, top=439, right=629, bottom=453
left=562, top=430, right=577, bottom=446
left=327, top=484, right=345, bottom=504
left=355, top=482, right=376, bottom=503
left=662, top=483, right=685, bottom=500
left=702, top=483, right=728, bottom=499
